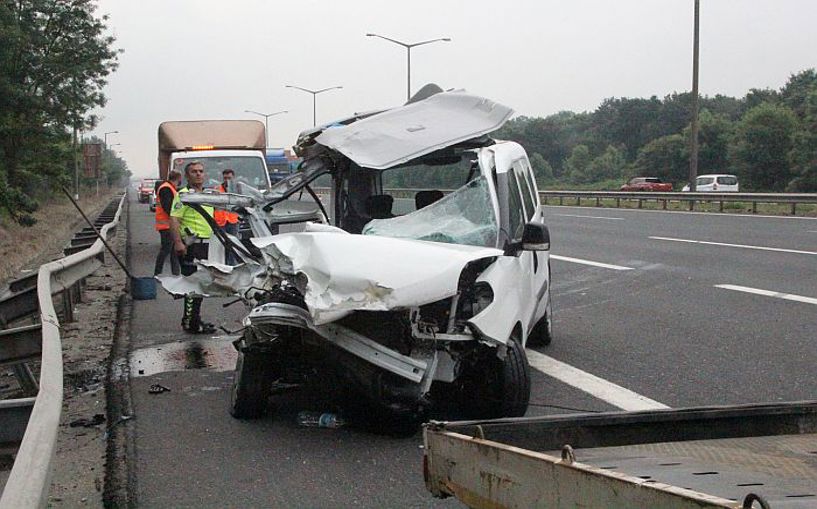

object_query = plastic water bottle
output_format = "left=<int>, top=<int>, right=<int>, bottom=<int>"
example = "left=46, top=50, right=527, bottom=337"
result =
left=297, top=411, right=345, bottom=429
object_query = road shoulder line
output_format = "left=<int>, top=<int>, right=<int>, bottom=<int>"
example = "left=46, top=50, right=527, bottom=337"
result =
left=650, top=236, right=817, bottom=256
left=526, top=349, right=669, bottom=411
left=715, top=284, right=817, bottom=305
left=550, top=254, right=633, bottom=271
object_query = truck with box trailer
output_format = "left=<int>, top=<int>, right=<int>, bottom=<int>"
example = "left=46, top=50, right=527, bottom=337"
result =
left=157, top=120, right=271, bottom=190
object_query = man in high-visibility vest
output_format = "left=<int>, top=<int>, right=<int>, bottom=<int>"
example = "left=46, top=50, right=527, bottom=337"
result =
left=213, top=168, right=240, bottom=265
left=171, top=161, right=215, bottom=334
left=153, top=170, right=182, bottom=276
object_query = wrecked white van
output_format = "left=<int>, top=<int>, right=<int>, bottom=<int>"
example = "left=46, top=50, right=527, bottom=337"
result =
left=161, top=86, right=552, bottom=422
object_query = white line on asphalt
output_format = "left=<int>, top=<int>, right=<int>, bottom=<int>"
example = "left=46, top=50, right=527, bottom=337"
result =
left=650, top=236, right=817, bottom=256
left=715, top=284, right=817, bottom=305
left=553, top=213, right=624, bottom=221
left=550, top=255, right=634, bottom=271
left=526, top=349, right=669, bottom=411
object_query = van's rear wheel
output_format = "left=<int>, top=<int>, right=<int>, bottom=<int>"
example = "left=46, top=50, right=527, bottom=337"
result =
left=229, top=347, right=275, bottom=419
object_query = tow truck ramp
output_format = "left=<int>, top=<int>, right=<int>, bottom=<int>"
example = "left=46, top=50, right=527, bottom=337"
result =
left=424, top=401, right=817, bottom=508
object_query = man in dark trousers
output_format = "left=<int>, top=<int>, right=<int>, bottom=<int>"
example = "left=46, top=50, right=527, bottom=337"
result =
left=153, top=170, right=182, bottom=275
left=213, top=168, right=240, bottom=265
left=171, top=161, right=215, bottom=334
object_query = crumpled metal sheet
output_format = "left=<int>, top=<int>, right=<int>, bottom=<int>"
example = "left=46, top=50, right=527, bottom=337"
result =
left=156, top=260, right=268, bottom=298
left=157, top=227, right=502, bottom=326
left=252, top=232, right=502, bottom=324
left=315, top=90, right=513, bottom=170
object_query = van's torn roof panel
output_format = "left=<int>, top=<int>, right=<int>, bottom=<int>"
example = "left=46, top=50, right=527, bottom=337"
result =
left=314, top=91, right=514, bottom=170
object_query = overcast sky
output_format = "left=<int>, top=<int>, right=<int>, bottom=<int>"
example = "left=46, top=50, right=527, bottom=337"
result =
left=90, top=0, right=817, bottom=178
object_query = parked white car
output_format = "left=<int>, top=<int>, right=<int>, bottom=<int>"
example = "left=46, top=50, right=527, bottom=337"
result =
left=161, top=87, right=552, bottom=424
left=682, top=174, right=739, bottom=192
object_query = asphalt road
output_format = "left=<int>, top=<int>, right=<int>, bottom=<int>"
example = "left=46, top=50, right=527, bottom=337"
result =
left=124, top=191, right=817, bottom=508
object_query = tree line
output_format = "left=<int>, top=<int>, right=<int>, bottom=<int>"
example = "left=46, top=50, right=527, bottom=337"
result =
left=497, top=69, right=817, bottom=192
left=0, top=0, right=122, bottom=226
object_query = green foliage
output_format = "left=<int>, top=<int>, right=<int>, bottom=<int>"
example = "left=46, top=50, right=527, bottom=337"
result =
left=564, top=145, right=593, bottom=183
left=587, top=145, right=626, bottom=182
left=631, top=134, right=688, bottom=183
left=0, top=0, right=119, bottom=225
left=731, top=103, right=798, bottom=191
left=683, top=109, right=734, bottom=174
left=528, top=152, right=553, bottom=184
left=787, top=87, right=817, bottom=191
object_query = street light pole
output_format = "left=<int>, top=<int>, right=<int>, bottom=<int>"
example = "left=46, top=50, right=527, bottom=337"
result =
left=101, top=131, right=118, bottom=196
left=244, top=109, right=288, bottom=148
left=688, top=0, right=700, bottom=192
left=285, top=85, right=343, bottom=127
left=366, top=33, right=451, bottom=101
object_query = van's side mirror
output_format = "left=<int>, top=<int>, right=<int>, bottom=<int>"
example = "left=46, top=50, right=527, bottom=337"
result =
left=521, top=223, right=550, bottom=251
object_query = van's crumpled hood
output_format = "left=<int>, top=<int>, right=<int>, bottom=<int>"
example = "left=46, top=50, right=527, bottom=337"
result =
left=158, top=229, right=501, bottom=325
left=314, top=90, right=513, bottom=170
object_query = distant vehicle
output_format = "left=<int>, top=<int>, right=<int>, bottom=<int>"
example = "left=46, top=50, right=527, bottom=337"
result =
left=157, top=120, right=272, bottom=190
left=265, top=148, right=300, bottom=184
left=149, top=180, right=161, bottom=211
left=138, top=179, right=158, bottom=203
left=620, top=177, right=673, bottom=192
left=682, top=174, right=739, bottom=192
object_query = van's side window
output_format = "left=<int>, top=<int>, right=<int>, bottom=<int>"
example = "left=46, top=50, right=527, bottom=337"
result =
left=507, top=170, right=525, bottom=241
left=514, top=160, right=537, bottom=220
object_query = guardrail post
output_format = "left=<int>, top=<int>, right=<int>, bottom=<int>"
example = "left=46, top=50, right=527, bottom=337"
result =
left=616, top=198, right=620, bottom=208
left=719, top=200, right=724, bottom=212
left=577, top=196, right=581, bottom=207
left=688, top=199, right=694, bottom=211
left=559, top=196, right=563, bottom=206
left=752, top=202, right=757, bottom=214
left=662, top=199, right=668, bottom=210
left=61, top=288, right=74, bottom=322
left=12, top=362, right=39, bottom=396
left=595, top=197, right=601, bottom=207
left=791, top=203, right=796, bottom=215
left=637, top=199, right=643, bottom=209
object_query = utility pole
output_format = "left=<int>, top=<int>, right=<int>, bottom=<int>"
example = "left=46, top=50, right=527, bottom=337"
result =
left=688, top=0, right=700, bottom=192
left=73, top=127, right=80, bottom=200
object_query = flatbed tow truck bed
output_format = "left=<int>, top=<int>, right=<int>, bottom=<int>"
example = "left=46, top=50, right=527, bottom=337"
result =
left=423, top=401, right=817, bottom=508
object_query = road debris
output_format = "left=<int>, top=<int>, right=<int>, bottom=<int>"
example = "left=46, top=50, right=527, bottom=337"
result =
left=69, top=413, right=106, bottom=428
left=148, top=383, right=171, bottom=394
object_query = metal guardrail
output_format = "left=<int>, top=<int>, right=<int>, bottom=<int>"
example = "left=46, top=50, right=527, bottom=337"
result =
left=0, top=193, right=126, bottom=508
left=538, top=190, right=817, bottom=214
left=313, top=187, right=817, bottom=215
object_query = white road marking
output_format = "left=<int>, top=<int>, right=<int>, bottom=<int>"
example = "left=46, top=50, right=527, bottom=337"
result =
left=650, top=236, right=817, bottom=256
left=550, top=255, right=634, bottom=271
left=526, top=349, right=669, bottom=411
left=553, top=213, right=624, bottom=221
left=715, top=284, right=817, bottom=306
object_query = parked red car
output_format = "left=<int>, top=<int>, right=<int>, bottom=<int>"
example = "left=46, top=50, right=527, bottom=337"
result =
left=620, top=177, right=673, bottom=192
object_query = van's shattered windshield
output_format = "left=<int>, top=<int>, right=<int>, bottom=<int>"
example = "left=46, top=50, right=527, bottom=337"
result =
left=172, top=156, right=268, bottom=189
left=362, top=176, right=498, bottom=247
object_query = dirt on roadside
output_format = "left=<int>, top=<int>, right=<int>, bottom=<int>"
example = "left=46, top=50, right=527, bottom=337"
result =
left=0, top=188, right=119, bottom=288
left=46, top=203, right=128, bottom=507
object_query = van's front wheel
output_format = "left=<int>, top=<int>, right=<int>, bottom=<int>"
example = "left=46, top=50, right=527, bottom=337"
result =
left=229, top=346, right=275, bottom=419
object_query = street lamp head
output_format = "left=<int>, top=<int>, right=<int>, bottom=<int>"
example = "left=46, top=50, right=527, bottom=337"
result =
left=442, top=38, right=452, bottom=42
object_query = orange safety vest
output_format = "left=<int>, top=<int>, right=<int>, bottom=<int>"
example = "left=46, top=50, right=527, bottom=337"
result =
left=154, top=181, right=178, bottom=231
left=213, top=183, right=239, bottom=227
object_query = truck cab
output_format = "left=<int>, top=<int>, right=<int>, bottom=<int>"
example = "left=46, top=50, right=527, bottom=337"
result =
left=170, top=149, right=271, bottom=190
